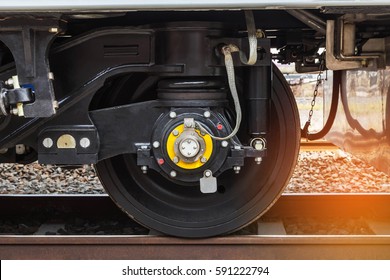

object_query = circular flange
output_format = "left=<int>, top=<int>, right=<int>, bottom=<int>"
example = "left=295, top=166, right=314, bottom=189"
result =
left=150, top=109, right=231, bottom=183
left=166, top=123, right=213, bottom=170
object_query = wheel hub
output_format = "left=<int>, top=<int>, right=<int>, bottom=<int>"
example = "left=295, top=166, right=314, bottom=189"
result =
left=167, top=118, right=212, bottom=169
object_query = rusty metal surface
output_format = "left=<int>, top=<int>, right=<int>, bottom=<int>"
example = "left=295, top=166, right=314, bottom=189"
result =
left=300, top=140, right=338, bottom=151
left=324, top=69, right=390, bottom=175
left=1, top=235, right=390, bottom=259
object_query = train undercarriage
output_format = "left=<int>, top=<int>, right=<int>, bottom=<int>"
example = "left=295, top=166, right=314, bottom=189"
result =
left=0, top=4, right=389, bottom=237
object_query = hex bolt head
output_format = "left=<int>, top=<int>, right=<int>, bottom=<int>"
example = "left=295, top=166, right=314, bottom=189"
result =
left=153, top=141, right=160, bottom=148
left=221, top=141, right=229, bottom=148
left=5, top=78, right=13, bottom=86
left=170, top=170, right=177, bottom=178
left=251, top=138, right=266, bottom=151
left=173, top=157, right=179, bottom=164
left=254, top=140, right=264, bottom=150
left=169, top=111, right=177, bottom=119
left=11, top=108, right=19, bottom=115
left=52, top=100, right=59, bottom=109
left=15, top=144, right=26, bottom=155
left=172, top=130, right=179, bottom=136
left=80, top=137, right=91, bottom=148
left=255, top=157, right=263, bottom=165
left=203, top=111, right=211, bottom=118
left=204, top=170, right=212, bottom=177
left=200, top=157, right=207, bottom=163
left=42, top=138, right=54, bottom=149
left=48, top=72, right=55, bottom=80
left=49, top=27, right=59, bottom=33
left=233, top=166, right=241, bottom=174
left=141, top=166, right=148, bottom=174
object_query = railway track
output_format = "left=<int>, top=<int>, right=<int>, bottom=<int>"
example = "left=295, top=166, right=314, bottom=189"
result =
left=1, top=193, right=389, bottom=259
left=300, top=140, right=339, bottom=151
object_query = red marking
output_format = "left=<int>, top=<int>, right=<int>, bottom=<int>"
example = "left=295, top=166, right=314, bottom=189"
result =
left=157, top=158, right=165, bottom=165
left=217, top=123, right=223, bottom=130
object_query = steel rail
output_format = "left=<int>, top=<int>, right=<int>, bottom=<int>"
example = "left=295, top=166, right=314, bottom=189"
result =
left=300, top=139, right=339, bottom=151
left=0, top=193, right=389, bottom=259
left=1, top=1, right=390, bottom=12
left=1, top=235, right=390, bottom=260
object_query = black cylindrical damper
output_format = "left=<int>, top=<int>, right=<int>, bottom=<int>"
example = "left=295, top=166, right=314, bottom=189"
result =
left=246, top=65, right=272, bottom=136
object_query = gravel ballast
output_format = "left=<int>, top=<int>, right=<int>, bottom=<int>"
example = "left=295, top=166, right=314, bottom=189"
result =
left=286, top=150, right=390, bottom=193
left=1, top=150, right=390, bottom=194
left=0, top=164, right=104, bottom=194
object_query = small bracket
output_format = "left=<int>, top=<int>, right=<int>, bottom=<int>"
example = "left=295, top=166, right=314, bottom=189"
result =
left=326, top=19, right=385, bottom=70
left=38, top=126, right=99, bottom=164
left=0, top=16, right=62, bottom=117
left=200, top=170, right=217, bottom=194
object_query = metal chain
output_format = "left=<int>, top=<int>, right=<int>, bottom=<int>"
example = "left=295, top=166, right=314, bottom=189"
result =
left=302, top=54, right=326, bottom=137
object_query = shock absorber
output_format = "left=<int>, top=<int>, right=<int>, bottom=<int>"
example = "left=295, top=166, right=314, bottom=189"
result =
left=246, top=65, right=271, bottom=136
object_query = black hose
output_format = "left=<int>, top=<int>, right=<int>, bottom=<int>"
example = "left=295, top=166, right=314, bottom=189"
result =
left=302, top=70, right=341, bottom=140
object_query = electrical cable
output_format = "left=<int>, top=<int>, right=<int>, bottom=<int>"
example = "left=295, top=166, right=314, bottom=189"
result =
left=196, top=10, right=258, bottom=141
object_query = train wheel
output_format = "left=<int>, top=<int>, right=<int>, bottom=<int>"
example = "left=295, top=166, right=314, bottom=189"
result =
left=95, top=67, right=300, bottom=237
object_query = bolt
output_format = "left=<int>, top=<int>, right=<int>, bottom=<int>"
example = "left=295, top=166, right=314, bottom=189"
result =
left=42, top=138, right=54, bottom=149
left=255, top=157, right=262, bottom=165
left=234, top=145, right=241, bottom=150
left=141, top=145, right=148, bottom=150
left=254, top=140, right=264, bottom=150
left=203, top=111, right=211, bottom=118
left=141, top=166, right=148, bottom=174
left=152, top=141, right=160, bottom=148
left=11, top=108, right=19, bottom=115
left=173, top=157, right=179, bottom=164
left=221, top=141, right=229, bottom=148
left=80, top=137, right=91, bottom=148
left=253, top=138, right=266, bottom=150
left=172, top=130, right=179, bottom=136
left=15, top=144, right=26, bottom=155
left=5, top=78, right=13, bottom=86
left=49, top=27, right=59, bottom=33
left=233, top=166, right=241, bottom=174
left=169, top=111, right=177, bottom=119
left=53, top=101, right=59, bottom=109
left=256, top=29, right=266, bottom=38
left=204, top=170, right=212, bottom=177
left=48, top=72, right=55, bottom=80
left=170, top=170, right=177, bottom=178
left=200, top=157, right=207, bottom=163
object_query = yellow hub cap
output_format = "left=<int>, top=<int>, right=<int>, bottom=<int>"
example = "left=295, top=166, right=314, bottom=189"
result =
left=166, top=124, right=213, bottom=170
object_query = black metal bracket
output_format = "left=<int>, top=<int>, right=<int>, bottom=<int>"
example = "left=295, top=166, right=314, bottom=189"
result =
left=38, top=125, right=99, bottom=164
left=0, top=85, right=34, bottom=115
left=0, top=16, right=62, bottom=117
